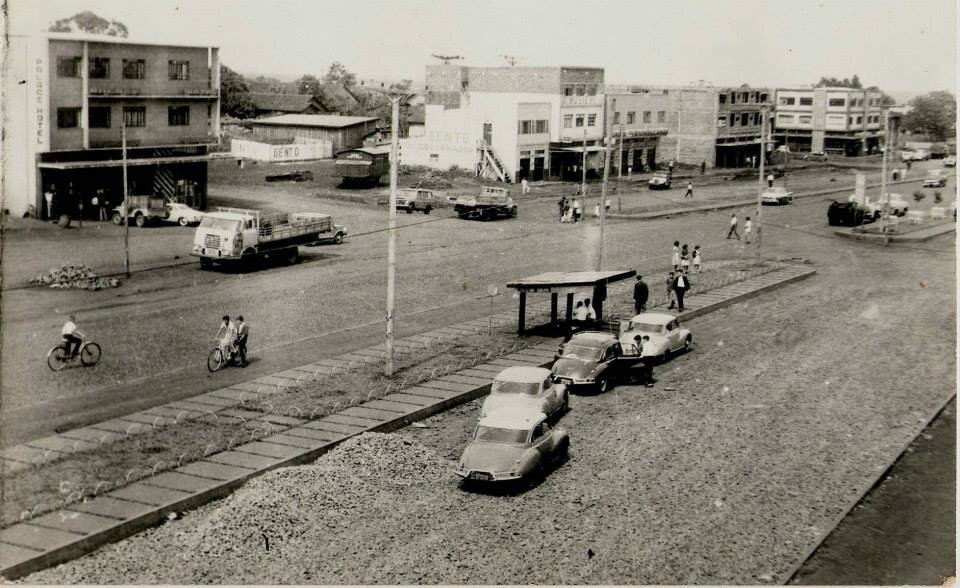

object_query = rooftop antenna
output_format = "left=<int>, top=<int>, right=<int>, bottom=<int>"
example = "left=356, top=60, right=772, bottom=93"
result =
left=501, top=55, right=521, bottom=66
left=431, top=54, right=463, bottom=65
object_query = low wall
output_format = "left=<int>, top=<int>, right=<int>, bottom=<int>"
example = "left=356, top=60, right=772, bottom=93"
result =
left=231, top=139, right=332, bottom=162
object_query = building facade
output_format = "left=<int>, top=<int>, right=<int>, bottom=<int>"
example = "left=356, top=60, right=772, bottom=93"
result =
left=714, top=86, right=772, bottom=168
left=249, top=114, right=380, bottom=153
left=3, top=33, right=221, bottom=218
left=772, top=87, right=885, bottom=155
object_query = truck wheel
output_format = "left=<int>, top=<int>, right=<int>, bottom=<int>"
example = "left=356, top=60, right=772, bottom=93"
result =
left=134, top=213, right=146, bottom=228
left=423, top=206, right=432, bottom=214
left=200, top=258, right=212, bottom=270
left=112, top=212, right=124, bottom=225
left=333, top=232, right=344, bottom=245
left=406, top=207, right=413, bottom=214
left=286, top=247, right=300, bottom=265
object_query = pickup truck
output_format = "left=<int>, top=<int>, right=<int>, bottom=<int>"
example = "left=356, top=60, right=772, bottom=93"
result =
left=396, top=188, right=437, bottom=214
left=111, top=195, right=169, bottom=227
left=922, top=170, right=948, bottom=188
left=191, top=207, right=346, bottom=269
left=454, top=187, right=518, bottom=220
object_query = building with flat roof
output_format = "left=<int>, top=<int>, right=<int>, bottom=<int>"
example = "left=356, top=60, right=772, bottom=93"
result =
left=3, top=33, right=222, bottom=218
left=249, top=114, right=381, bottom=153
left=772, top=87, right=885, bottom=155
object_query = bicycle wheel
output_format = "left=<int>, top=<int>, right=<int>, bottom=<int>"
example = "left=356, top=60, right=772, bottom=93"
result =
left=207, top=348, right=224, bottom=372
left=80, top=342, right=102, bottom=366
left=47, top=345, right=69, bottom=371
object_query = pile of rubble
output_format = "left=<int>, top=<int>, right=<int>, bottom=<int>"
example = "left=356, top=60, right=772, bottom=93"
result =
left=181, top=433, right=453, bottom=560
left=30, top=264, right=119, bottom=290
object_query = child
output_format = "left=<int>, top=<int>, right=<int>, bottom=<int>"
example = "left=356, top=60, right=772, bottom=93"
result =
left=671, top=241, right=680, bottom=271
left=692, top=245, right=702, bottom=273
left=680, top=253, right=690, bottom=273
left=744, top=216, right=753, bottom=244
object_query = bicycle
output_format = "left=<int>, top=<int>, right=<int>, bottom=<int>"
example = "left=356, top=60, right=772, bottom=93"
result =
left=207, top=341, right=238, bottom=372
left=47, top=337, right=102, bottom=371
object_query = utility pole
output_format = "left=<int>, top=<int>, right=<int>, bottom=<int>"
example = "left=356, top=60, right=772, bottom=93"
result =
left=675, top=92, right=683, bottom=164
left=879, top=107, right=890, bottom=236
left=756, top=106, right=767, bottom=248
left=122, top=119, right=130, bottom=277
left=599, top=99, right=613, bottom=271
left=617, top=124, right=624, bottom=212
left=581, top=124, right=587, bottom=200
left=384, top=97, right=400, bottom=375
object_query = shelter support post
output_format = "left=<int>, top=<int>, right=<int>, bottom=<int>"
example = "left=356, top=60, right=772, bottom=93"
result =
left=550, top=293, right=558, bottom=327
left=566, top=293, right=574, bottom=326
left=518, top=291, right=527, bottom=334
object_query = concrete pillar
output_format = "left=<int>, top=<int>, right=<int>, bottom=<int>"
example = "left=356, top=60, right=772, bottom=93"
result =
left=517, top=291, right=526, bottom=334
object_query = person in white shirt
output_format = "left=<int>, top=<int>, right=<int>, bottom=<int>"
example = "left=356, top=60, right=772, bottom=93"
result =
left=521, top=178, right=530, bottom=195
left=726, top=213, right=740, bottom=240
left=692, top=245, right=702, bottom=273
left=671, top=241, right=681, bottom=271
left=216, top=315, right=238, bottom=359
left=61, top=315, right=84, bottom=358
left=638, top=335, right=654, bottom=387
left=584, top=298, right=596, bottom=321
left=235, top=315, right=250, bottom=367
left=744, top=216, right=753, bottom=244
left=767, top=173, right=775, bottom=188
left=574, top=301, right=588, bottom=322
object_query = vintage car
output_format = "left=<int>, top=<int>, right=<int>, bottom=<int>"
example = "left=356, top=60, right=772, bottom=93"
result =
left=164, top=202, right=205, bottom=226
left=829, top=200, right=869, bottom=226
left=761, top=186, right=795, bottom=205
left=802, top=151, right=829, bottom=162
left=481, top=366, right=568, bottom=420
left=396, top=188, right=437, bottom=214
left=647, top=171, right=673, bottom=190
left=454, top=410, right=569, bottom=485
left=923, top=170, right=948, bottom=188
left=551, top=331, right=639, bottom=393
left=618, top=312, right=692, bottom=364
left=943, top=156, right=956, bottom=168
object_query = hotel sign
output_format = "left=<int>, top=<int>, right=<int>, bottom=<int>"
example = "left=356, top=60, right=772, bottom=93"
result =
left=34, top=56, right=48, bottom=147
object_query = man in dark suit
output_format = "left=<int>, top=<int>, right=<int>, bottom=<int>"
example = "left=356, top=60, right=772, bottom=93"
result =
left=672, top=271, right=691, bottom=311
left=633, top=275, right=649, bottom=313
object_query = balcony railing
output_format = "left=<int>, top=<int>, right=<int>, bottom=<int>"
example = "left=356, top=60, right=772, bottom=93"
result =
left=561, top=95, right=603, bottom=107
left=88, top=87, right=219, bottom=98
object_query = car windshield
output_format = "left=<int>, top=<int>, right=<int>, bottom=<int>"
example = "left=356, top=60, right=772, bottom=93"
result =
left=474, top=426, right=529, bottom=444
left=199, top=217, right=240, bottom=232
left=630, top=321, right=663, bottom=333
left=653, top=173, right=669, bottom=179
left=560, top=344, right=603, bottom=362
left=491, top=379, right=541, bottom=396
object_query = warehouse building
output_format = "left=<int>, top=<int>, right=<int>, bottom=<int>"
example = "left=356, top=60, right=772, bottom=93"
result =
left=3, top=33, right=222, bottom=219
left=249, top=114, right=380, bottom=153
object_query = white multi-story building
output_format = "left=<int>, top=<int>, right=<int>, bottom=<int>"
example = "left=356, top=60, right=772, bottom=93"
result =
left=772, top=87, right=885, bottom=155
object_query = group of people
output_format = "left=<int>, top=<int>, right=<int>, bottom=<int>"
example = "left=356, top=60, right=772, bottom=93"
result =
left=43, top=186, right=112, bottom=222
left=216, top=315, right=251, bottom=367
left=558, top=196, right=583, bottom=223
left=668, top=241, right=700, bottom=311
left=726, top=212, right=753, bottom=243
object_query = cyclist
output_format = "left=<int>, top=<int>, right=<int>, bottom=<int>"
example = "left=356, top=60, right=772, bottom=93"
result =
left=61, top=315, right=84, bottom=358
left=215, top=315, right=237, bottom=361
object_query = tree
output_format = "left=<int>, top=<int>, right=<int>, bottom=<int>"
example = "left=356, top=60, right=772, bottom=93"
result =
left=220, top=64, right=256, bottom=118
left=815, top=74, right=862, bottom=89
left=295, top=75, right=321, bottom=96
left=904, top=91, right=957, bottom=141
left=323, top=62, right=356, bottom=87
left=49, top=11, right=128, bottom=37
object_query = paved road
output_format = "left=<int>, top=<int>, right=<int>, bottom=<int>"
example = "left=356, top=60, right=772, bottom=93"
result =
left=0, top=163, right=949, bottom=446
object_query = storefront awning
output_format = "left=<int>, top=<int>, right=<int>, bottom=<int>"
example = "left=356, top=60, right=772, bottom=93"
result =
left=550, top=145, right=605, bottom=153
left=37, top=153, right=233, bottom=170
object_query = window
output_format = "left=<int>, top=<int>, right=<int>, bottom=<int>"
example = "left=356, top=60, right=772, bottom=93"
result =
left=730, top=92, right=737, bottom=104
left=168, top=60, right=190, bottom=80
left=535, top=119, right=548, bottom=133
left=799, top=97, right=813, bottom=106
left=169, top=106, right=190, bottom=126
left=89, top=57, right=110, bottom=79
left=575, top=114, right=584, bottom=127
left=740, top=92, right=749, bottom=103
left=828, top=98, right=846, bottom=107
left=643, top=111, right=651, bottom=123
left=759, top=93, right=768, bottom=103
left=717, top=115, right=727, bottom=128
left=799, top=114, right=812, bottom=124
left=89, top=107, right=111, bottom=128
left=719, top=94, right=727, bottom=104
left=856, top=115, right=862, bottom=124
left=780, top=96, right=796, bottom=106
left=564, top=86, right=573, bottom=96
left=460, top=80, right=468, bottom=91
left=519, top=120, right=532, bottom=134
left=563, top=114, right=573, bottom=128
left=657, top=111, right=666, bottom=123
left=123, top=59, right=146, bottom=80
left=749, top=92, right=757, bottom=103
left=586, top=85, right=597, bottom=96
left=123, top=106, right=146, bottom=127
left=57, top=107, right=80, bottom=128
left=429, top=153, right=439, bottom=162
left=587, top=114, right=597, bottom=126
left=777, top=113, right=795, bottom=124
left=613, top=111, right=621, bottom=124
left=627, top=111, right=635, bottom=124
left=575, top=85, right=585, bottom=96
left=57, top=56, right=81, bottom=78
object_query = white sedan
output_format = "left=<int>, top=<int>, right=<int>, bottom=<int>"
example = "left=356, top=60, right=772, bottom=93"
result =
left=618, top=312, right=692, bottom=363
left=761, top=187, right=794, bottom=205
left=481, top=366, right=568, bottom=421
left=165, top=202, right=205, bottom=226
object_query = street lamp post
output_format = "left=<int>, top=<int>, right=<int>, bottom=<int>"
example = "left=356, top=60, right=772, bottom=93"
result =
left=756, top=106, right=767, bottom=248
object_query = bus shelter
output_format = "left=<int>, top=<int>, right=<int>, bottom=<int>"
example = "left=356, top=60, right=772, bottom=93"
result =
left=506, top=270, right=636, bottom=334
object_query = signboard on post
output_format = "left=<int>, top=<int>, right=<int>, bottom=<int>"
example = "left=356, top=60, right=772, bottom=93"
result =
left=854, top=172, right=866, bottom=205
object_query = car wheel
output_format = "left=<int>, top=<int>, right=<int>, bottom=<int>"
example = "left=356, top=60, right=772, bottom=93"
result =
left=112, top=212, right=123, bottom=225
left=596, top=376, right=608, bottom=394
left=554, top=439, right=570, bottom=465
left=561, top=390, right=570, bottom=413
left=333, top=232, right=344, bottom=245
left=424, top=206, right=432, bottom=214
left=684, top=336, right=692, bottom=353
left=134, top=213, right=146, bottom=228
left=178, top=217, right=189, bottom=226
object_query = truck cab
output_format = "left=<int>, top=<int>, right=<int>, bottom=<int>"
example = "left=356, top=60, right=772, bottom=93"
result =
left=192, top=210, right=251, bottom=264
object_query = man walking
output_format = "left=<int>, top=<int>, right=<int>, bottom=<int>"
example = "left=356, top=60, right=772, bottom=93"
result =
left=521, top=177, right=530, bottom=195
left=672, top=270, right=691, bottom=311
left=639, top=335, right=654, bottom=387
left=767, top=172, right=775, bottom=188
left=235, top=315, right=250, bottom=367
left=726, top=213, right=740, bottom=240
left=666, top=271, right=676, bottom=309
left=684, top=182, right=694, bottom=198
left=44, top=187, right=55, bottom=221
left=700, top=160, right=706, bottom=175
left=633, top=275, right=649, bottom=313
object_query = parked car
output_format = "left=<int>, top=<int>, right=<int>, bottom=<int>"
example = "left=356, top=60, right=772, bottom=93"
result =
left=942, top=156, right=956, bottom=168
left=647, top=171, right=672, bottom=190
left=923, top=170, right=948, bottom=188
left=761, top=187, right=795, bottom=205
left=481, top=366, right=568, bottom=421
left=454, top=410, right=569, bottom=485
left=551, top=331, right=639, bottom=393
left=618, top=312, right=692, bottom=364
left=901, top=150, right=929, bottom=162
left=165, top=202, right=205, bottom=226
left=396, top=188, right=437, bottom=214
left=265, top=170, right=314, bottom=182
left=869, top=194, right=909, bottom=217
left=828, top=200, right=868, bottom=226
left=802, top=151, right=829, bottom=162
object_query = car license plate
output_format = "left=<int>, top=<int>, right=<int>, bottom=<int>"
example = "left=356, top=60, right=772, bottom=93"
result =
left=559, top=378, right=573, bottom=385
left=469, top=472, right=492, bottom=481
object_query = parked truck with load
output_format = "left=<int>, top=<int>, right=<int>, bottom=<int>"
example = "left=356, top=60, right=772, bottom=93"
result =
left=111, top=195, right=169, bottom=227
left=453, top=186, right=517, bottom=220
left=191, top=207, right=346, bottom=269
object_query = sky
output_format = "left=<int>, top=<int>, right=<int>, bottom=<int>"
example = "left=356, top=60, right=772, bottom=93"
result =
left=7, top=0, right=957, bottom=98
